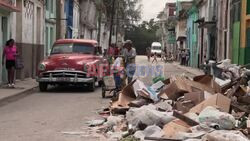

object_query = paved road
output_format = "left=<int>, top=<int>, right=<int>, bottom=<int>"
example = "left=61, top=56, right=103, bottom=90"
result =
left=0, top=56, right=197, bottom=141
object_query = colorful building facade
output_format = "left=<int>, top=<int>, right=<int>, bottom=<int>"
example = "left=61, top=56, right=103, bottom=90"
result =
left=231, top=0, right=250, bottom=65
left=0, top=0, right=20, bottom=84
left=239, top=0, right=250, bottom=65
left=45, top=0, right=56, bottom=56
left=187, top=6, right=199, bottom=67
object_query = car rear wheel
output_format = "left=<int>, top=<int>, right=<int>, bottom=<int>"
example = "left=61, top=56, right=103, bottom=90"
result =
left=39, top=83, right=48, bottom=92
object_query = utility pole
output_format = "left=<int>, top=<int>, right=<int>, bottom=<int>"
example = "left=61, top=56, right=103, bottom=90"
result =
left=109, top=0, right=116, bottom=46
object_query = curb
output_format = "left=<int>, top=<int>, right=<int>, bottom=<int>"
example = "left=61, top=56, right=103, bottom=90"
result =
left=173, top=63, right=204, bottom=76
left=0, top=86, right=38, bottom=107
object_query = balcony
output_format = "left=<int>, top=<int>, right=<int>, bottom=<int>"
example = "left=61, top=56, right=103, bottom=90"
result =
left=0, top=0, right=20, bottom=12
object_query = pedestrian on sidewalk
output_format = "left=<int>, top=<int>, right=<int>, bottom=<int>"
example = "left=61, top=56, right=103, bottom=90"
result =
left=124, top=40, right=136, bottom=84
left=186, top=49, right=190, bottom=66
left=181, top=50, right=186, bottom=65
left=2, top=39, right=17, bottom=88
left=152, top=52, right=158, bottom=64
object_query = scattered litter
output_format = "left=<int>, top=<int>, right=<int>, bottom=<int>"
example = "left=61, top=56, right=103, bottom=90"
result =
left=88, top=62, right=250, bottom=140
left=87, top=119, right=106, bottom=127
left=126, top=104, right=175, bottom=129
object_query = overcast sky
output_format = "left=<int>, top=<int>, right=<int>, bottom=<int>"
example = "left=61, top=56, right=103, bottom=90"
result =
left=141, top=0, right=176, bottom=21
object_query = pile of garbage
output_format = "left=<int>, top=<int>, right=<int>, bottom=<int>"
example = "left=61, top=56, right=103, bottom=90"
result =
left=89, top=60, right=250, bottom=141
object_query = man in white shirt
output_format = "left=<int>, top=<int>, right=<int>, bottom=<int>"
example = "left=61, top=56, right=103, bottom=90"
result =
left=123, top=40, right=136, bottom=84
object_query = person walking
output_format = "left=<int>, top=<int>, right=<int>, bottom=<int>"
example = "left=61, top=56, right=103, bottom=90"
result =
left=123, top=40, right=136, bottom=84
left=2, top=39, right=17, bottom=88
left=152, top=52, right=158, bottom=63
left=161, top=51, right=165, bottom=61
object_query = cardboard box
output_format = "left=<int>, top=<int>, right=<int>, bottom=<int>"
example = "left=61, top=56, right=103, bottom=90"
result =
left=111, top=80, right=137, bottom=109
left=184, top=92, right=205, bottom=105
left=190, top=93, right=231, bottom=114
left=184, top=77, right=216, bottom=94
left=175, top=101, right=194, bottom=113
left=163, top=120, right=191, bottom=139
left=193, top=75, right=222, bottom=93
left=161, top=78, right=191, bottom=100
left=161, top=77, right=216, bottom=101
left=174, top=92, right=205, bottom=113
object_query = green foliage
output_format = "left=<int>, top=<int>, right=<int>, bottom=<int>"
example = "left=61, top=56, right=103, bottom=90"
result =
left=95, top=0, right=142, bottom=25
left=120, top=136, right=140, bottom=141
left=125, top=19, right=160, bottom=55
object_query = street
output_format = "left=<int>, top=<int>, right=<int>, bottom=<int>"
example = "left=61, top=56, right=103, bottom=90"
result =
left=0, top=56, right=198, bottom=141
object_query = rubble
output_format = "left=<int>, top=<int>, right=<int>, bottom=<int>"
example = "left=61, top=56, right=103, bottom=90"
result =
left=202, top=130, right=249, bottom=141
left=198, top=106, right=236, bottom=130
left=89, top=60, right=250, bottom=140
left=126, top=104, right=175, bottom=129
left=134, top=125, right=163, bottom=141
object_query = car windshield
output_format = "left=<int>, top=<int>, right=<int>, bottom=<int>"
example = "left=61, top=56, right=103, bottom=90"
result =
left=51, top=43, right=95, bottom=55
left=152, top=46, right=161, bottom=50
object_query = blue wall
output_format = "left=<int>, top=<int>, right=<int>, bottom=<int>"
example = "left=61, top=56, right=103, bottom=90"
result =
left=187, top=7, right=198, bottom=68
left=65, top=0, right=73, bottom=38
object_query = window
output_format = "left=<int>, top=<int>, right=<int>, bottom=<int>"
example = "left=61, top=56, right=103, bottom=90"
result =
left=50, top=0, right=54, bottom=14
left=247, top=0, right=250, bottom=15
left=51, top=43, right=95, bottom=54
left=46, top=26, right=49, bottom=55
left=46, top=0, right=49, bottom=11
left=50, top=27, right=54, bottom=51
left=234, top=2, right=241, bottom=22
left=246, top=28, right=250, bottom=48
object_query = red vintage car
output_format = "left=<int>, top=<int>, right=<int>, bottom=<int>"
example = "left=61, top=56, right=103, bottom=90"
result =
left=36, top=39, right=108, bottom=92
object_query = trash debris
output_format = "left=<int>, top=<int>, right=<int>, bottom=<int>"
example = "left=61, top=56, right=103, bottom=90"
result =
left=190, top=93, right=231, bottom=114
left=126, top=104, right=175, bottom=129
left=87, top=119, right=106, bottom=127
left=202, top=130, right=249, bottom=141
left=163, top=120, right=191, bottom=139
left=134, top=125, right=163, bottom=141
left=89, top=62, right=250, bottom=140
left=198, top=106, right=236, bottom=130
left=104, top=116, right=123, bottom=129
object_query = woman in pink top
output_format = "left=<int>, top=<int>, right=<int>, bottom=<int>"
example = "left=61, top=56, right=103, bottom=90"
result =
left=2, top=39, right=17, bottom=87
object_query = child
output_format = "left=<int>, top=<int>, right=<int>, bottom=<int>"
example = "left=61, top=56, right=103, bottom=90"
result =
left=111, top=56, right=124, bottom=91
left=161, top=51, right=165, bottom=61
left=152, top=52, right=158, bottom=63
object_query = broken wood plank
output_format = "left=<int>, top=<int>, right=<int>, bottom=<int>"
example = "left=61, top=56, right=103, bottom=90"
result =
left=173, top=110, right=199, bottom=126
left=144, top=137, right=182, bottom=141
left=231, top=103, right=250, bottom=114
left=247, top=120, right=250, bottom=134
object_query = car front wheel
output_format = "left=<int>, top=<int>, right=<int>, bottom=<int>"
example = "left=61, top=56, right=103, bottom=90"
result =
left=39, top=83, right=48, bottom=92
left=88, top=79, right=95, bottom=92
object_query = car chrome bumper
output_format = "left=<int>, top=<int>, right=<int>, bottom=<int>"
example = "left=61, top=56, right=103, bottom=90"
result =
left=37, top=77, right=94, bottom=83
left=36, top=70, right=94, bottom=83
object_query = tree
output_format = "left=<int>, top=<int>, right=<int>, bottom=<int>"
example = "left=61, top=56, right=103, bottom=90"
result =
left=95, top=0, right=142, bottom=45
left=125, top=19, right=160, bottom=55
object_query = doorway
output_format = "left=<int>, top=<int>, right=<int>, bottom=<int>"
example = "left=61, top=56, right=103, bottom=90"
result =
left=1, top=16, right=8, bottom=84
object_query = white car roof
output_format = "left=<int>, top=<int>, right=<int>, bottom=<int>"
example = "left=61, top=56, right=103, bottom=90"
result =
left=151, top=42, right=161, bottom=46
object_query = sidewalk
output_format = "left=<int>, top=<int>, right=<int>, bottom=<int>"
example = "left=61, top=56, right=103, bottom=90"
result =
left=172, top=62, right=204, bottom=76
left=0, top=78, right=38, bottom=106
